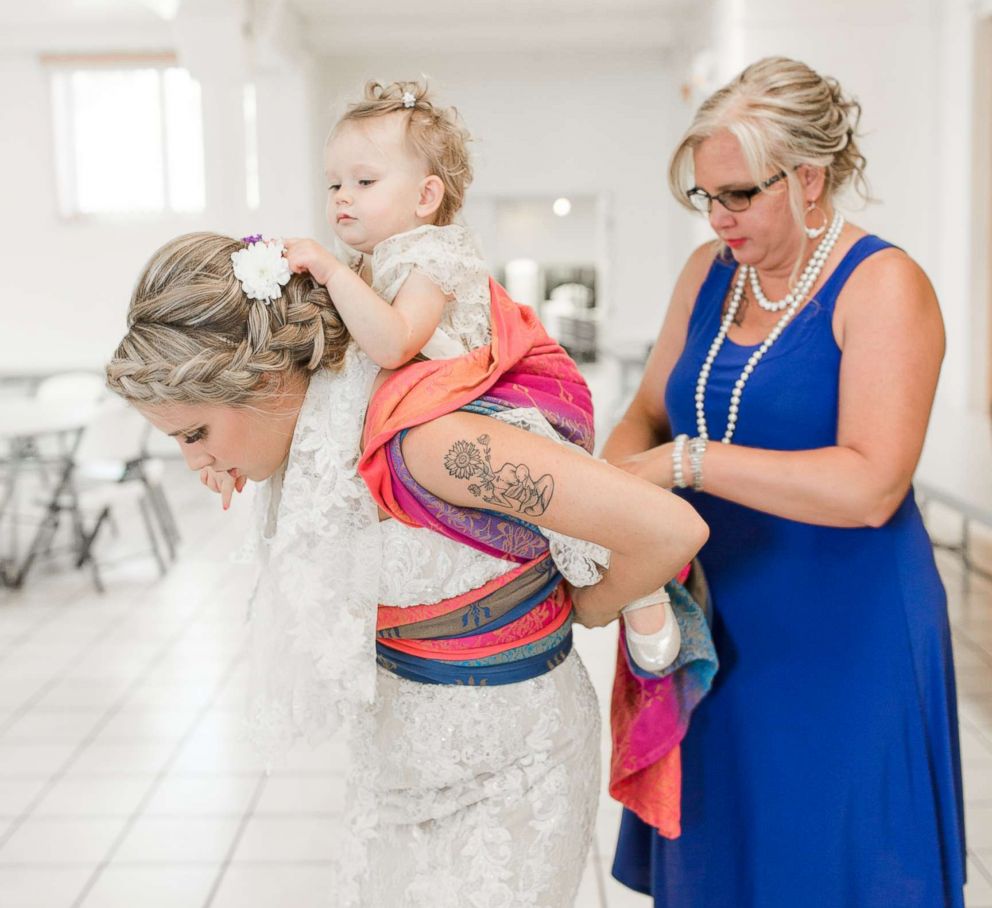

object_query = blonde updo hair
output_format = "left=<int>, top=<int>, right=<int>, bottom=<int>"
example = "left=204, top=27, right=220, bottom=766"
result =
left=106, top=232, right=351, bottom=408
left=670, top=56, right=870, bottom=226
left=331, top=79, right=473, bottom=227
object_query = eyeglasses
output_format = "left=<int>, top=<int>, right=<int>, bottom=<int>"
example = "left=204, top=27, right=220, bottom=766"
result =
left=686, top=171, right=787, bottom=213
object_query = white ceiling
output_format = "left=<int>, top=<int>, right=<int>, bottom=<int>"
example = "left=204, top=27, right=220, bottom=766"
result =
left=0, top=0, right=704, bottom=53
left=288, top=0, right=703, bottom=53
left=0, top=0, right=175, bottom=26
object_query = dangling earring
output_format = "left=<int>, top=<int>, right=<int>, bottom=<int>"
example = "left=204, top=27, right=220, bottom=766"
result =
left=804, top=201, right=828, bottom=239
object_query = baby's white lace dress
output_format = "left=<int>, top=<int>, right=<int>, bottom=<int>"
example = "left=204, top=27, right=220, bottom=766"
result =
left=345, top=224, right=493, bottom=360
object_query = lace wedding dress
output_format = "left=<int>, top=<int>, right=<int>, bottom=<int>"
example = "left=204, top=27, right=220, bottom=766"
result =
left=243, top=350, right=603, bottom=907
left=355, top=521, right=601, bottom=907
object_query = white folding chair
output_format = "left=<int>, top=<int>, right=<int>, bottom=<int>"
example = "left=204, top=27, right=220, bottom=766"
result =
left=61, top=399, right=179, bottom=589
left=23, top=371, right=109, bottom=478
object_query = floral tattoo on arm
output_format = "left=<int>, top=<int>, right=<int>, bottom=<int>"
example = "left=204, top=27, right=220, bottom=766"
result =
left=444, top=434, right=555, bottom=517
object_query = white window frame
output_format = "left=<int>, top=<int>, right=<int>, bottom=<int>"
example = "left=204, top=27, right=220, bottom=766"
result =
left=45, top=52, right=206, bottom=220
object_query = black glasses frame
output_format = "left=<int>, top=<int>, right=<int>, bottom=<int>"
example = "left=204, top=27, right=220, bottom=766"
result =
left=686, top=170, right=787, bottom=213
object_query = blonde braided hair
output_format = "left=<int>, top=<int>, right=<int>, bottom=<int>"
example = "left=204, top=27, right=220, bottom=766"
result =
left=332, top=79, right=473, bottom=227
left=106, top=232, right=351, bottom=407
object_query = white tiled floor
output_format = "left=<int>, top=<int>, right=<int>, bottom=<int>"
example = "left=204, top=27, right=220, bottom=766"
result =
left=1, top=425, right=991, bottom=906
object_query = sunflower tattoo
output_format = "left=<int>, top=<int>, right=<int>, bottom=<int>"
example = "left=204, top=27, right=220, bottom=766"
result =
left=443, top=440, right=483, bottom=479
left=444, top=435, right=554, bottom=517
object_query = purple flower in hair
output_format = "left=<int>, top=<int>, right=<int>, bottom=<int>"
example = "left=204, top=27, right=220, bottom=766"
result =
left=241, top=234, right=264, bottom=246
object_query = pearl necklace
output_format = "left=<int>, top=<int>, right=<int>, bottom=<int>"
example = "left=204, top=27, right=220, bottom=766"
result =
left=748, top=212, right=846, bottom=312
left=695, top=213, right=845, bottom=444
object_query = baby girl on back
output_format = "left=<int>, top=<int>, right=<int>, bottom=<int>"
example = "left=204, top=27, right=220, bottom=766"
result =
left=284, top=80, right=490, bottom=369
left=209, top=79, right=681, bottom=674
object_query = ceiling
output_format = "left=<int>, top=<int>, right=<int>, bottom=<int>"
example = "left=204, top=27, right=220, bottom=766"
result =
left=0, top=0, right=707, bottom=54
left=287, top=0, right=703, bottom=53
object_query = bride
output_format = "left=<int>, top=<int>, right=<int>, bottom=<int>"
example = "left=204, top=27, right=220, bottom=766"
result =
left=105, top=231, right=708, bottom=906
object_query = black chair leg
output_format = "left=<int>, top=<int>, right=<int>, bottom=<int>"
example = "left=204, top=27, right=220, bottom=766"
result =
left=138, top=496, right=167, bottom=576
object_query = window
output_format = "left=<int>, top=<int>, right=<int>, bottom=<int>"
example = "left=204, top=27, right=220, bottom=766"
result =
left=48, top=58, right=205, bottom=216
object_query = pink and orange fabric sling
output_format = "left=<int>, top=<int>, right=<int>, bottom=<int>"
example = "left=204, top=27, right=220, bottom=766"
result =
left=359, top=279, right=716, bottom=837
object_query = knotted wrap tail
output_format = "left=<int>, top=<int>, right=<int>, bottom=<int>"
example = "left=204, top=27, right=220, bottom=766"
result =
left=611, top=563, right=718, bottom=837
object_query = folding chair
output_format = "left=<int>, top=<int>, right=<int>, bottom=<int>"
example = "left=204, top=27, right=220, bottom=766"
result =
left=61, top=398, right=178, bottom=589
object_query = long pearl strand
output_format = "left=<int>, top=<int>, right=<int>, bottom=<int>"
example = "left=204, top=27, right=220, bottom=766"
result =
left=748, top=213, right=844, bottom=312
left=695, top=213, right=845, bottom=444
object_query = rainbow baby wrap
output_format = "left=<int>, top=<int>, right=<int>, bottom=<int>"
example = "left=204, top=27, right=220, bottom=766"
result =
left=359, top=279, right=716, bottom=837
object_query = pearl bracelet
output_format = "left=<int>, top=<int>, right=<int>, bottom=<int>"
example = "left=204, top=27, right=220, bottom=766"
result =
left=688, top=436, right=708, bottom=491
left=672, top=434, right=689, bottom=489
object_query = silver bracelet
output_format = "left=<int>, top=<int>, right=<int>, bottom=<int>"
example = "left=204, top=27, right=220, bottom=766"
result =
left=688, top=436, right=708, bottom=491
left=672, top=434, right=689, bottom=489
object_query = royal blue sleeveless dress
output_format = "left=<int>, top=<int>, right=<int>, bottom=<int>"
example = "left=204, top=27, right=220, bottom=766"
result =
left=612, top=236, right=966, bottom=908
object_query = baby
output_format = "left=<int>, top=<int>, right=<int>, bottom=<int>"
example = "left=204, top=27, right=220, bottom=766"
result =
left=207, top=79, right=680, bottom=674
left=283, top=79, right=490, bottom=369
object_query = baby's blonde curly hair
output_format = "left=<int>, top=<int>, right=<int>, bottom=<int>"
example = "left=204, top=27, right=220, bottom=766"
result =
left=106, top=232, right=351, bottom=408
left=670, top=56, right=871, bottom=226
left=332, top=79, right=473, bottom=227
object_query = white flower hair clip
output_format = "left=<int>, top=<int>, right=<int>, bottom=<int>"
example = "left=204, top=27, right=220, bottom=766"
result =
left=231, top=235, right=291, bottom=304
left=402, top=91, right=416, bottom=109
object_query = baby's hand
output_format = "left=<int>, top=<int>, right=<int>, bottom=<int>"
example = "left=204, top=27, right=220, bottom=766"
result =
left=283, top=238, right=341, bottom=286
left=199, top=466, right=247, bottom=511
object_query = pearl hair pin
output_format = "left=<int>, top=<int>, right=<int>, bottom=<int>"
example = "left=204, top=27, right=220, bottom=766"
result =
left=695, top=212, right=845, bottom=445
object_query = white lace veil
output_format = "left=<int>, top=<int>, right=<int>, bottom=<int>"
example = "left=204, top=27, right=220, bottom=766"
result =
left=241, top=348, right=383, bottom=762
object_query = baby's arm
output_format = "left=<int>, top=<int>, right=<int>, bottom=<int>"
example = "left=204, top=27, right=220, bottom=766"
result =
left=284, top=238, right=449, bottom=370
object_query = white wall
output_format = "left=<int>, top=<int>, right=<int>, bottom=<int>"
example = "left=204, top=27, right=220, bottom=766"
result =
left=311, top=50, right=702, bottom=346
left=0, top=9, right=318, bottom=375
left=709, top=0, right=988, bottom=410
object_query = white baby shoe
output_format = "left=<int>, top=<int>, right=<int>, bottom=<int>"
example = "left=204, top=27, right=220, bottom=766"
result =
left=621, top=587, right=681, bottom=675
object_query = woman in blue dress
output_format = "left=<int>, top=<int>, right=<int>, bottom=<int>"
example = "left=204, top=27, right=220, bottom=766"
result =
left=603, top=56, right=965, bottom=908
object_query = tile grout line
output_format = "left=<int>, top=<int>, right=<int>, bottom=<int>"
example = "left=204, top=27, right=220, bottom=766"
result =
left=0, top=585, right=163, bottom=736
left=200, top=774, right=269, bottom=907
left=68, top=646, right=252, bottom=908
left=0, top=576, right=94, bottom=663
left=0, top=579, right=192, bottom=741
left=968, top=847, right=992, bottom=886
left=0, top=567, right=242, bottom=851
left=949, top=627, right=992, bottom=674
left=960, top=715, right=992, bottom=756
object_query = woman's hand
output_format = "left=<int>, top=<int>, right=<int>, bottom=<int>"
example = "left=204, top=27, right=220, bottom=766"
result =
left=199, top=466, right=247, bottom=511
left=613, top=444, right=677, bottom=489
left=283, top=237, right=342, bottom=287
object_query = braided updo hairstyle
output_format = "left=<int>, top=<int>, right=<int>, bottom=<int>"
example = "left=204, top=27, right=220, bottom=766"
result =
left=332, top=79, right=473, bottom=227
left=106, top=232, right=351, bottom=407
left=669, top=56, right=871, bottom=228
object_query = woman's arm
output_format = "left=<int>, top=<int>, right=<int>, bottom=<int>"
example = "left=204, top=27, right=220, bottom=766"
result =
left=631, top=248, right=945, bottom=528
left=600, top=243, right=715, bottom=466
left=401, top=412, right=709, bottom=627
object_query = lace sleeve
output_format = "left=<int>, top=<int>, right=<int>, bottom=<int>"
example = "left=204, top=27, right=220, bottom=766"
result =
left=490, top=407, right=611, bottom=587
left=371, top=224, right=488, bottom=302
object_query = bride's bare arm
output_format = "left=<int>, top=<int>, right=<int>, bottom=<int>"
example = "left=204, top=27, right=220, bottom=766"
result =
left=401, top=412, right=709, bottom=627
